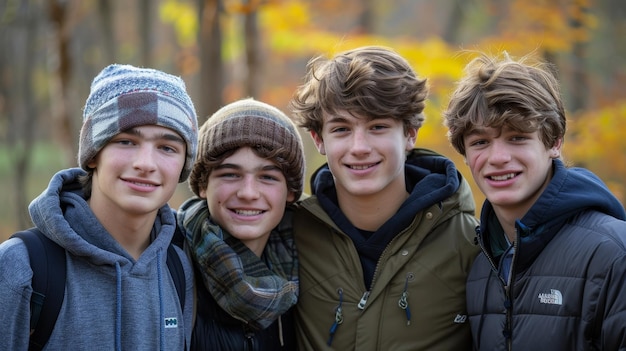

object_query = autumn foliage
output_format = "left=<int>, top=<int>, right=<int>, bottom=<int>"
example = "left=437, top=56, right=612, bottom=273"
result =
left=0, top=0, right=624, bottom=235
left=145, top=0, right=626, bottom=209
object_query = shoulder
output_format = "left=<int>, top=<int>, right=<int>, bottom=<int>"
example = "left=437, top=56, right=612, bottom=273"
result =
left=0, top=237, right=33, bottom=292
left=567, top=210, right=626, bottom=250
left=551, top=211, right=626, bottom=272
left=293, top=195, right=328, bottom=222
left=427, top=210, right=480, bottom=261
left=0, top=237, right=31, bottom=265
left=294, top=194, right=319, bottom=209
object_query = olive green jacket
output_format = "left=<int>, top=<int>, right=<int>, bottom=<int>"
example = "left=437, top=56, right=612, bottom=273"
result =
left=294, top=150, right=480, bottom=351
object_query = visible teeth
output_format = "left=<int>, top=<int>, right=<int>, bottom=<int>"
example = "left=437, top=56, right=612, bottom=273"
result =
left=490, top=173, right=516, bottom=181
left=132, top=182, right=155, bottom=187
left=351, top=164, right=373, bottom=170
left=235, top=210, right=262, bottom=216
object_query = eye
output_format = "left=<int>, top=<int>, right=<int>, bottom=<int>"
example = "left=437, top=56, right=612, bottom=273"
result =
left=259, top=169, right=285, bottom=182
left=260, top=174, right=280, bottom=181
left=466, top=138, right=487, bottom=147
left=330, top=126, right=349, bottom=133
left=370, top=119, right=392, bottom=130
left=371, top=124, right=389, bottom=131
left=160, top=145, right=176, bottom=153
left=219, top=172, right=239, bottom=179
left=160, top=143, right=182, bottom=154
left=211, top=168, right=240, bottom=179
left=113, top=138, right=134, bottom=146
left=510, top=135, right=528, bottom=142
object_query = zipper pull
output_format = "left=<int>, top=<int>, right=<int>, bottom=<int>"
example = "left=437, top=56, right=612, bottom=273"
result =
left=357, top=291, right=370, bottom=310
left=398, top=291, right=411, bottom=325
left=398, top=274, right=412, bottom=325
left=327, top=288, right=344, bottom=346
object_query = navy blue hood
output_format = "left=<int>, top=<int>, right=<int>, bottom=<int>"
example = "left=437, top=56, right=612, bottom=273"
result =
left=310, top=148, right=466, bottom=288
left=310, top=148, right=462, bottom=231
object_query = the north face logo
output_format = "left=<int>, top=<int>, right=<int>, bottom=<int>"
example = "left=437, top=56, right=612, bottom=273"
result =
left=453, top=314, right=467, bottom=323
left=164, top=317, right=178, bottom=328
left=538, top=289, right=562, bottom=305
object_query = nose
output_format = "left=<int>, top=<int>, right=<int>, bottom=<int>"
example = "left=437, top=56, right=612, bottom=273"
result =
left=133, top=144, right=158, bottom=172
left=487, top=141, right=511, bottom=164
left=350, top=128, right=372, bottom=155
left=237, top=175, right=260, bottom=199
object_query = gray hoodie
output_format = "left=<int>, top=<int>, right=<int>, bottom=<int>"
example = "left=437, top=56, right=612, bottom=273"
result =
left=0, top=168, right=193, bottom=350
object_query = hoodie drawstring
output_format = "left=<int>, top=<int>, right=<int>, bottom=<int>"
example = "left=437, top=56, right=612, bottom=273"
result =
left=115, top=262, right=122, bottom=351
left=157, top=248, right=165, bottom=350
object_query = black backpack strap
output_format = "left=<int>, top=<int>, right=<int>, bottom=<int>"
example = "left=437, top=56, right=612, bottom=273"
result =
left=166, top=225, right=186, bottom=311
left=11, top=228, right=67, bottom=351
left=169, top=224, right=189, bottom=351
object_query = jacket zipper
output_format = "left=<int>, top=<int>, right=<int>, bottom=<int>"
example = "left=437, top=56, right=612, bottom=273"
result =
left=476, top=225, right=516, bottom=350
left=361, top=229, right=421, bottom=329
left=505, top=230, right=520, bottom=351
left=325, top=207, right=438, bottom=345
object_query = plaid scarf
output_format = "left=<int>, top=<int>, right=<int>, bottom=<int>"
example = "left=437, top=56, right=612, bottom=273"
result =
left=177, top=197, right=299, bottom=330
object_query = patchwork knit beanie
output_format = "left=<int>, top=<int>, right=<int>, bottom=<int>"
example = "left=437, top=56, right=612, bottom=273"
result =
left=79, top=64, right=198, bottom=182
left=191, top=98, right=305, bottom=202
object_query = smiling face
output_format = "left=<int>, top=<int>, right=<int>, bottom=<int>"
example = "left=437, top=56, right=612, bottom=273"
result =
left=88, top=125, right=187, bottom=220
left=311, top=110, right=416, bottom=202
left=464, top=125, right=561, bottom=219
left=200, top=147, right=294, bottom=256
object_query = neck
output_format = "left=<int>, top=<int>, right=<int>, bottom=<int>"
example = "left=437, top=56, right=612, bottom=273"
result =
left=337, top=184, right=409, bottom=232
left=492, top=207, right=521, bottom=243
left=89, top=201, right=157, bottom=260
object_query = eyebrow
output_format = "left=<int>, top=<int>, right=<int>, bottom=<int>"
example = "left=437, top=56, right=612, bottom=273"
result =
left=215, top=163, right=282, bottom=172
left=325, top=116, right=350, bottom=125
left=123, top=127, right=185, bottom=144
left=465, top=128, right=487, bottom=137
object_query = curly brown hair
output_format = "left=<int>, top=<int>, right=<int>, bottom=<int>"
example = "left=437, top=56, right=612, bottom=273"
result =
left=290, top=46, right=428, bottom=135
left=444, top=52, right=566, bottom=156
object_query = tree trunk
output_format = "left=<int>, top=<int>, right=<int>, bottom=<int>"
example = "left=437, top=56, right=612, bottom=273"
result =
left=442, top=0, right=464, bottom=44
left=1, top=1, right=42, bottom=230
left=47, top=0, right=75, bottom=166
left=97, top=0, right=116, bottom=65
left=139, top=0, right=154, bottom=67
left=197, top=0, right=224, bottom=123
left=568, top=2, right=589, bottom=113
left=357, top=0, right=374, bottom=33
left=244, top=5, right=260, bottom=98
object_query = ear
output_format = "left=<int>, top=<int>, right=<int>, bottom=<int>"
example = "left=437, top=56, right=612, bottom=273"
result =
left=405, top=127, right=418, bottom=151
left=87, top=158, right=97, bottom=169
left=286, top=191, right=296, bottom=203
left=310, top=130, right=326, bottom=155
left=550, top=138, right=563, bottom=158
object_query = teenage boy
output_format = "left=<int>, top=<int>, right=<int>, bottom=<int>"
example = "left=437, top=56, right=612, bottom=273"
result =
left=0, top=64, right=198, bottom=350
left=289, top=45, right=480, bottom=350
left=177, top=98, right=304, bottom=350
left=444, top=52, right=626, bottom=350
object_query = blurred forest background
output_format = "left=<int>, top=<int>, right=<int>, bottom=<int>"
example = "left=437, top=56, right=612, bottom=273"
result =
left=1, top=0, right=625, bottom=239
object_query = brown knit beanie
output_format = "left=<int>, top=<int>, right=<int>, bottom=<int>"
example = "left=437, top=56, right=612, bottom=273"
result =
left=189, top=98, right=305, bottom=202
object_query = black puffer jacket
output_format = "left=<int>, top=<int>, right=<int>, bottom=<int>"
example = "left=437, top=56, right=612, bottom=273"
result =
left=467, top=160, right=626, bottom=350
left=190, top=267, right=296, bottom=351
